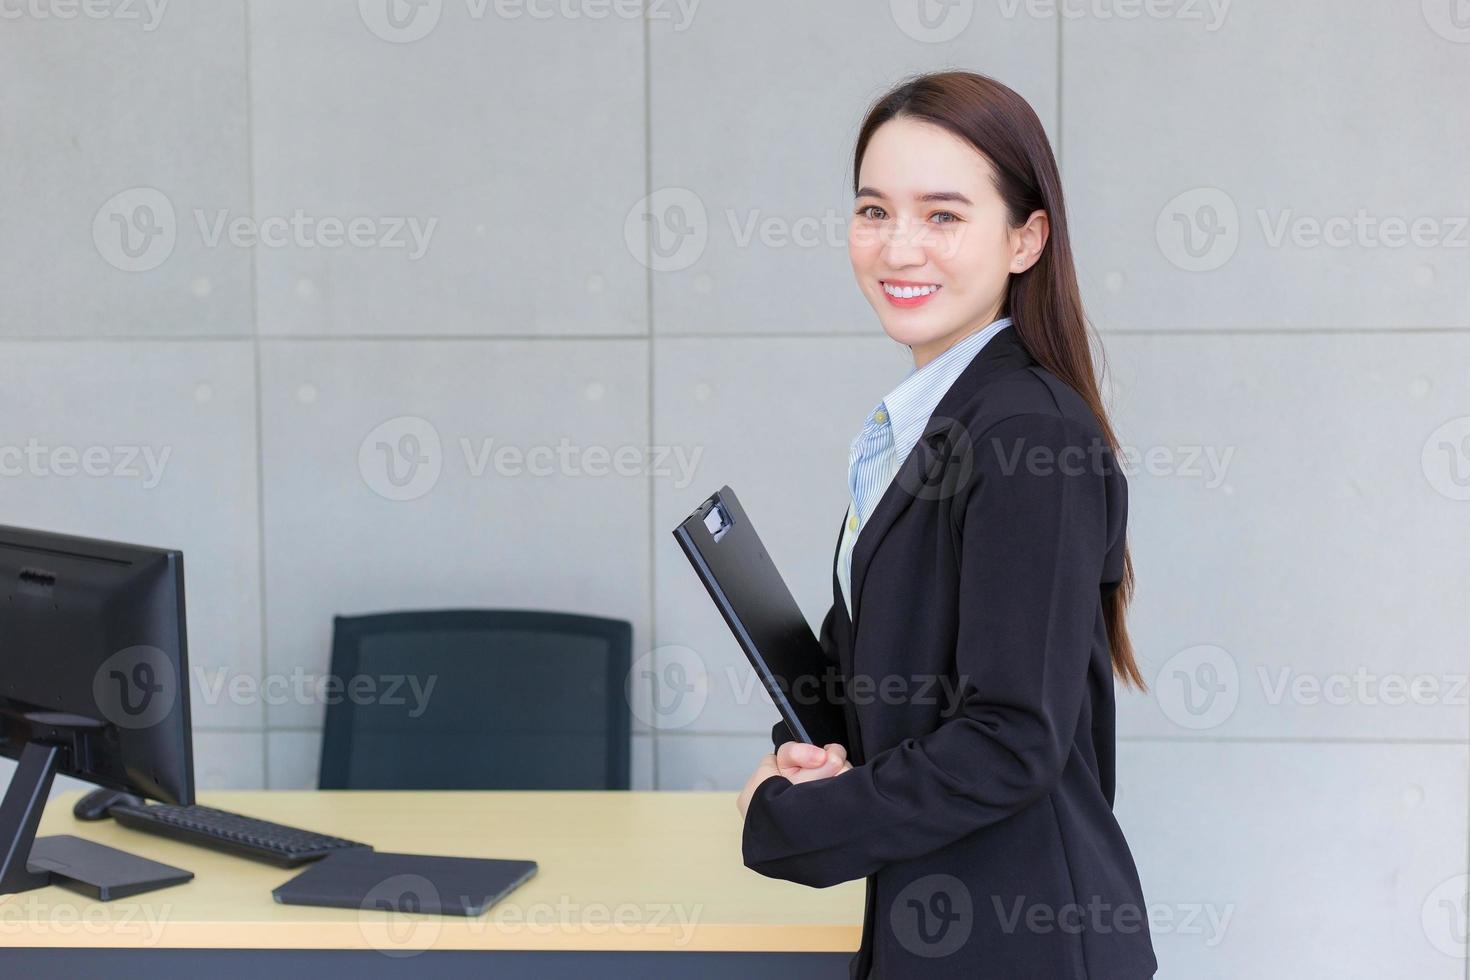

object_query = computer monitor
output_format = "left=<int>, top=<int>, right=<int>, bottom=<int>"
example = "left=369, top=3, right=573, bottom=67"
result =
left=0, top=524, right=195, bottom=898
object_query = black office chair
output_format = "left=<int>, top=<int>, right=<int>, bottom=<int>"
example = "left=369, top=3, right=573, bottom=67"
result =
left=317, top=609, right=632, bottom=790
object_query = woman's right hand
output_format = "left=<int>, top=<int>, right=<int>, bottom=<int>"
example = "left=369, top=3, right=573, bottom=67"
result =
left=775, top=741, right=851, bottom=784
left=737, top=741, right=853, bottom=819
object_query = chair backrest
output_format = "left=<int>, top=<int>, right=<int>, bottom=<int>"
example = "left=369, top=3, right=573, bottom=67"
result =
left=317, top=609, right=631, bottom=790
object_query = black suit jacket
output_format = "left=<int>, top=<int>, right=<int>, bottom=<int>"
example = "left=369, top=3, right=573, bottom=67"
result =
left=742, top=324, right=1157, bottom=979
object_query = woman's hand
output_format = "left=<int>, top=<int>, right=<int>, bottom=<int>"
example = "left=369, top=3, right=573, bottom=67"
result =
left=736, top=742, right=851, bottom=819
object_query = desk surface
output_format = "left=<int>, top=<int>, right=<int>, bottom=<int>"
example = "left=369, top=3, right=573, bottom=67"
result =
left=1, top=790, right=864, bottom=953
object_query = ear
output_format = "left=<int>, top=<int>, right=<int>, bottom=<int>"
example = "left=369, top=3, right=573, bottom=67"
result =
left=1008, top=209, right=1050, bottom=274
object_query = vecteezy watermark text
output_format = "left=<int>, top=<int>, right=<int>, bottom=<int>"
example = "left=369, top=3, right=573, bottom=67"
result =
left=193, top=666, right=437, bottom=716
left=194, top=210, right=437, bottom=260
left=358, top=0, right=700, bottom=44
left=0, top=440, right=171, bottom=489
left=93, top=187, right=439, bottom=273
left=995, top=0, right=1231, bottom=31
left=359, top=416, right=703, bottom=502
left=0, top=0, right=168, bottom=29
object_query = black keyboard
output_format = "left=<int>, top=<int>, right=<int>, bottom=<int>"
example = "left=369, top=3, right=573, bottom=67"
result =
left=108, top=802, right=373, bottom=868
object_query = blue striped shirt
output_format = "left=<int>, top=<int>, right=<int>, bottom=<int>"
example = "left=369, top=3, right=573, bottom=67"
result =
left=837, top=316, right=1013, bottom=616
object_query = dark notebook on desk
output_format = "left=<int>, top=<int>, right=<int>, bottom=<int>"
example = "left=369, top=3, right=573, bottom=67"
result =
left=272, top=849, right=538, bottom=917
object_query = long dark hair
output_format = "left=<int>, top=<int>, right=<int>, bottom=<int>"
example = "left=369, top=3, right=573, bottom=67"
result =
left=853, top=70, right=1146, bottom=690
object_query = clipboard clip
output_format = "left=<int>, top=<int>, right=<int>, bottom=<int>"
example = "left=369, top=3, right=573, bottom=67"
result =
left=702, top=497, right=734, bottom=542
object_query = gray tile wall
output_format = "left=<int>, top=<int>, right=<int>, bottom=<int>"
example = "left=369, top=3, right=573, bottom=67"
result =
left=1, top=2, right=1465, bottom=974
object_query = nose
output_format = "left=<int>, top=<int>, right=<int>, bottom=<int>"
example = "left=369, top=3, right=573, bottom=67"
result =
left=880, top=215, right=928, bottom=269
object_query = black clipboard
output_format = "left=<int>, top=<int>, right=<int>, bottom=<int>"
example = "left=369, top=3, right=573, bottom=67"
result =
left=672, top=486, right=846, bottom=749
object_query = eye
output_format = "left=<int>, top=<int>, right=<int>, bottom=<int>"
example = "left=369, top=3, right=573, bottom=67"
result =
left=931, top=211, right=960, bottom=224
left=856, top=204, right=886, bottom=220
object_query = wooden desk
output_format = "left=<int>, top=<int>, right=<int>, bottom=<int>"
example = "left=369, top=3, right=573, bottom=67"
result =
left=0, top=790, right=863, bottom=979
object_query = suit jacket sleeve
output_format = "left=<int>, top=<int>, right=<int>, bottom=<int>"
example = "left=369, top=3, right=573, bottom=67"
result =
left=770, top=599, right=842, bottom=751
left=743, top=413, right=1111, bottom=888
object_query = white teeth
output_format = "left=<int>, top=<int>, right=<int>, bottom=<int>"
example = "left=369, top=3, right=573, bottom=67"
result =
left=883, top=283, right=939, bottom=298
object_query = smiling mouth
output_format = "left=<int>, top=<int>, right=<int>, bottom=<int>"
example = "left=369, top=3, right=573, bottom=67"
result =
left=882, top=280, right=940, bottom=297
left=881, top=280, right=942, bottom=306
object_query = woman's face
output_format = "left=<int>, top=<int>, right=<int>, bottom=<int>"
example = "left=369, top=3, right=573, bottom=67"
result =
left=848, top=116, right=1045, bottom=367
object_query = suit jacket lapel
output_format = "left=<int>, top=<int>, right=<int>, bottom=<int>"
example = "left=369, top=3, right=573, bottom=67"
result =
left=845, top=324, right=1034, bottom=637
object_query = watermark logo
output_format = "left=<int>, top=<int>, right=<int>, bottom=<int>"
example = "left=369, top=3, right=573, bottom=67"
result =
left=630, top=195, right=925, bottom=268
left=356, top=887, right=702, bottom=953
left=359, top=0, right=443, bottom=42
left=94, top=187, right=176, bottom=273
left=1422, top=0, right=1470, bottom=43
left=92, top=645, right=177, bottom=730
left=890, top=874, right=973, bottom=957
left=358, top=873, right=442, bottom=956
left=890, top=0, right=973, bottom=42
left=896, top=417, right=975, bottom=503
left=1155, top=644, right=1239, bottom=730
left=93, top=188, right=438, bottom=270
left=1160, top=186, right=1469, bottom=271
left=1156, top=187, right=1239, bottom=272
left=626, top=187, right=707, bottom=272
left=357, top=421, right=702, bottom=500
left=359, top=416, right=444, bottom=502
left=627, top=644, right=709, bottom=730
left=1422, top=416, right=1470, bottom=501
left=1422, top=873, right=1469, bottom=958
left=360, top=0, right=696, bottom=40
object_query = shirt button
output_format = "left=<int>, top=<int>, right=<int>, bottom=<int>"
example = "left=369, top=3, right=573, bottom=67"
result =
left=874, top=409, right=888, bottom=423
left=848, top=514, right=859, bottom=531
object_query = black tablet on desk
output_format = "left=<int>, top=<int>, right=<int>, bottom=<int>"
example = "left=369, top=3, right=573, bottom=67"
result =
left=672, top=486, right=847, bottom=749
left=273, top=849, right=537, bottom=917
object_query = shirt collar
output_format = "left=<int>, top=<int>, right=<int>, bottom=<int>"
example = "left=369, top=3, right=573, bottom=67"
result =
left=877, top=315, right=1013, bottom=463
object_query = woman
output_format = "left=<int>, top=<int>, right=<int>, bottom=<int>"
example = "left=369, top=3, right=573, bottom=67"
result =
left=735, top=71, right=1158, bottom=979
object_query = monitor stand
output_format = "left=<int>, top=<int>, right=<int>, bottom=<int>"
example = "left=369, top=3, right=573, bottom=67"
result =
left=0, top=741, right=193, bottom=900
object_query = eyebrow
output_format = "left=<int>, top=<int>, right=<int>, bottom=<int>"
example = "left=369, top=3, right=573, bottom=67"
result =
left=855, top=187, right=974, bottom=206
